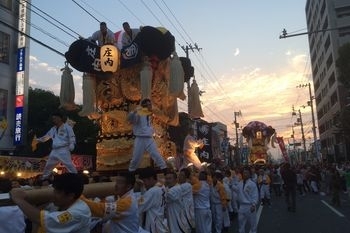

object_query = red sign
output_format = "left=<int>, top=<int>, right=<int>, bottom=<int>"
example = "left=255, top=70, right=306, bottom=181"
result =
left=16, top=95, right=24, bottom=107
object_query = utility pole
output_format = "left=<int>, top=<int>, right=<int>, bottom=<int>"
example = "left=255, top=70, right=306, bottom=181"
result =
left=297, top=83, right=319, bottom=162
left=234, top=111, right=241, bottom=165
left=293, top=106, right=307, bottom=161
left=291, top=125, right=296, bottom=163
left=181, top=44, right=202, bottom=115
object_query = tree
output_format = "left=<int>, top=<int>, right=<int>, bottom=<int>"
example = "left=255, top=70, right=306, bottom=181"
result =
left=16, top=87, right=99, bottom=157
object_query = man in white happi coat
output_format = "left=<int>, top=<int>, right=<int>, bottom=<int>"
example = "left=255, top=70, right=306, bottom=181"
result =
left=165, top=171, right=191, bottom=233
left=121, top=22, right=140, bottom=48
left=178, top=168, right=195, bottom=231
left=136, top=167, right=169, bottom=232
left=182, top=128, right=204, bottom=170
left=257, top=168, right=271, bottom=206
left=127, top=98, right=167, bottom=172
left=35, top=112, right=77, bottom=179
left=210, top=170, right=228, bottom=233
left=192, top=171, right=212, bottom=233
left=10, top=173, right=91, bottom=233
left=0, top=205, right=26, bottom=233
left=237, top=168, right=259, bottom=233
left=81, top=172, right=140, bottom=233
left=89, top=21, right=115, bottom=46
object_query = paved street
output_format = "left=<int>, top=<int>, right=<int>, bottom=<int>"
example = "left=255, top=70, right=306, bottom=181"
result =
left=230, top=192, right=350, bottom=233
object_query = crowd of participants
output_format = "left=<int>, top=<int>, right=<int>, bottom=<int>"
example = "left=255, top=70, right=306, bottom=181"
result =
left=1, top=161, right=350, bottom=233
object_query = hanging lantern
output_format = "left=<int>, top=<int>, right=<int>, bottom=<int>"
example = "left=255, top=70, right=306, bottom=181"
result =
left=100, top=45, right=120, bottom=72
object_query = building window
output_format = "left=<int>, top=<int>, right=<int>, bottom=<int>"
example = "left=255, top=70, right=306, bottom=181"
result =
left=320, top=0, right=326, bottom=16
left=324, top=35, right=330, bottom=52
left=313, top=64, right=319, bottom=76
left=316, top=93, right=322, bottom=105
left=0, top=31, right=10, bottom=64
left=336, top=6, right=350, bottom=18
left=326, top=53, right=333, bottom=70
left=328, top=72, right=335, bottom=88
left=0, top=0, right=12, bottom=10
left=330, top=91, right=338, bottom=106
left=339, top=26, right=350, bottom=37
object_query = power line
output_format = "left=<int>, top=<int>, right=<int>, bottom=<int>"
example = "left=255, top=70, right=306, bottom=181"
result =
left=115, top=0, right=144, bottom=25
left=0, top=19, right=65, bottom=57
left=78, top=0, right=120, bottom=29
left=71, top=0, right=100, bottom=23
left=20, top=0, right=81, bottom=39
left=140, top=0, right=163, bottom=26
left=160, top=0, right=193, bottom=45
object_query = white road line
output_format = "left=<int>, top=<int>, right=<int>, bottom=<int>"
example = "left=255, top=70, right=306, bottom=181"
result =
left=257, top=205, right=263, bottom=223
left=321, top=200, right=345, bottom=217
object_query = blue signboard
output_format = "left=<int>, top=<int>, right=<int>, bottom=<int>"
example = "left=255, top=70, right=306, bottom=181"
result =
left=17, top=47, right=25, bottom=72
left=14, top=107, right=23, bottom=145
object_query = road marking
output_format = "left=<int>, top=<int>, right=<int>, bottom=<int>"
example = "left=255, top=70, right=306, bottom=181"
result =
left=257, top=205, right=263, bottom=223
left=321, top=200, right=345, bottom=217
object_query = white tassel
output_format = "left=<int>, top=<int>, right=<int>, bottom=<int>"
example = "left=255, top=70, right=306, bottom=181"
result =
left=79, top=73, right=97, bottom=117
left=140, top=57, right=152, bottom=100
left=59, top=62, right=77, bottom=110
left=188, top=79, right=204, bottom=119
left=169, top=52, right=185, bottom=97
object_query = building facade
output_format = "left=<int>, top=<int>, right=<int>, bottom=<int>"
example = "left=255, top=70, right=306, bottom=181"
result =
left=305, top=0, right=350, bottom=161
left=0, top=0, right=30, bottom=153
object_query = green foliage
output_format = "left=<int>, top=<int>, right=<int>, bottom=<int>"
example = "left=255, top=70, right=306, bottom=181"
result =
left=19, top=87, right=99, bottom=157
left=336, top=43, right=350, bottom=88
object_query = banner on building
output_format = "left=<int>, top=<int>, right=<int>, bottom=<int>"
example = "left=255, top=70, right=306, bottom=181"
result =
left=196, top=120, right=212, bottom=163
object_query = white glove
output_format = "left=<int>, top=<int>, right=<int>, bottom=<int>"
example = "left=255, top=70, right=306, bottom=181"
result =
left=69, top=143, right=75, bottom=152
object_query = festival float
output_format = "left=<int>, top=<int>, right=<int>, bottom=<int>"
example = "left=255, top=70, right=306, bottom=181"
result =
left=63, top=25, right=198, bottom=171
left=242, top=121, right=276, bottom=164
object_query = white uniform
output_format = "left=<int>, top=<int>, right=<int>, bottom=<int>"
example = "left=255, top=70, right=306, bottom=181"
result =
left=222, top=182, right=231, bottom=228
left=137, top=184, right=168, bottom=232
left=237, top=178, right=259, bottom=233
left=89, top=29, right=115, bottom=46
left=39, top=199, right=91, bottom=233
left=223, top=176, right=233, bottom=212
left=166, top=184, right=191, bottom=233
left=0, top=206, right=26, bottom=233
left=127, top=111, right=167, bottom=172
left=258, top=174, right=271, bottom=203
left=180, top=182, right=195, bottom=229
left=82, top=189, right=139, bottom=233
left=192, top=179, right=212, bottom=233
left=121, top=28, right=140, bottom=48
left=183, top=134, right=203, bottom=169
left=210, top=181, right=227, bottom=233
left=37, top=123, right=77, bottom=178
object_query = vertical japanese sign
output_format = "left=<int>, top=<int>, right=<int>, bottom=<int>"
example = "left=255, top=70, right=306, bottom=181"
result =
left=196, top=120, right=212, bottom=163
left=14, top=0, right=28, bottom=145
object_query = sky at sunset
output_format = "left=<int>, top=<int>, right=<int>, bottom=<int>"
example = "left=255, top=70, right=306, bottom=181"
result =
left=28, top=0, right=315, bottom=159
